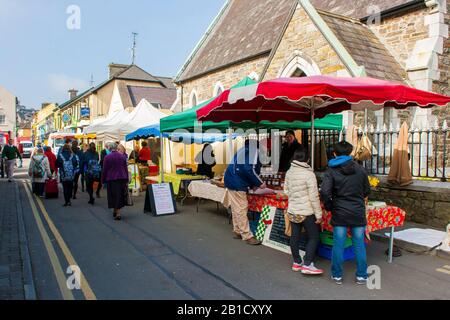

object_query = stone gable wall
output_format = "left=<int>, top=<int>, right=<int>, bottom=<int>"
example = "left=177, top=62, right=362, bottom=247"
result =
left=178, top=56, right=268, bottom=110
left=263, top=5, right=347, bottom=80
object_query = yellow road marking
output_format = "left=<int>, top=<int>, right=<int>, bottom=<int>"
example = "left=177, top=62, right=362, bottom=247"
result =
left=23, top=182, right=75, bottom=300
left=436, top=265, right=450, bottom=275
left=33, top=187, right=97, bottom=300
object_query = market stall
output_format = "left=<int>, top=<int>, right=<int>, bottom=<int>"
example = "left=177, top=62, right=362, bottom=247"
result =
left=193, top=75, right=450, bottom=262
left=97, top=99, right=167, bottom=143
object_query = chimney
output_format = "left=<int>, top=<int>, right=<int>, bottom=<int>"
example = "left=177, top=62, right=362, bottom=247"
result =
left=108, top=63, right=129, bottom=79
left=68, top=89, right=78, bottom=100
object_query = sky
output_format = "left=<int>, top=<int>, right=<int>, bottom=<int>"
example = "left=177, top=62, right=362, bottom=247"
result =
left=0, top=0, right=225, bottom=109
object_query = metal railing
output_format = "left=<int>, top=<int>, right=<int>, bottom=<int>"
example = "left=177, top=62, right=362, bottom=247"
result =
left=312, top=122, right=449, bottom=182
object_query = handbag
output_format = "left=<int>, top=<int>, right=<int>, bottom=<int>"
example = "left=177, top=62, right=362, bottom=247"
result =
left=354, top=134, right=372, bottom=162
left=125, top=187, right=134, bottom=206
left=284, top=211, right=292, bottom=237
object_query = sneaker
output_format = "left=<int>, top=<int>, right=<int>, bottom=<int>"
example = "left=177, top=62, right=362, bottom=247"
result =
left=245, top=237, right=262, bottom=245
left=332, top=276, right=343, bottom=285
left=292, top=263, right=303, bottom=272
left=356, top=277, right=368, bottom=285
left=301, top=263, right=324, bottom=275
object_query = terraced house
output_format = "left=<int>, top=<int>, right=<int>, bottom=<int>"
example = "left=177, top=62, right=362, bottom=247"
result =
left=57, top=63, right=176, bottom=134
left=173, top=0, right=450, bottom=227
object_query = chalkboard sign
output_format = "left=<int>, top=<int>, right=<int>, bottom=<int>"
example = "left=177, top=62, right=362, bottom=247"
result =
left=144, top=183, right=177, bottom=216
left=262, top=207, right=307, bottom=255
left=262, top=208, right=291, bottom=254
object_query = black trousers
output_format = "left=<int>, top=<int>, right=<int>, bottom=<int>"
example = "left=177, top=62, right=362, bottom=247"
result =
left=62, top=181, right=74, bottom=204
left=32, top=182, right=45, bottom=197
left=86, top=177, right=95, bottom=201
left=81, top=173, right=85, bottom=191
left=290, top=215, right=320, bottom=266
left=73, top=173, right=81, bottom=197
left=96, top=172, right=102, bottom=195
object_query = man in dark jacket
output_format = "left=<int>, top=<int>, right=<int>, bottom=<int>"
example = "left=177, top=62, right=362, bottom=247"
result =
left=320, top=141, right=371, bottom=285
left=279, top=130, right=301, bottom=172
left=1, top=139, right=22, bottom=182
left=224, top=140, right=266, bottom=245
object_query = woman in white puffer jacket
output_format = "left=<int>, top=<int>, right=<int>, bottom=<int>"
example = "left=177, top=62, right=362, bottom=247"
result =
left=284, top=145, right=323, bottom=275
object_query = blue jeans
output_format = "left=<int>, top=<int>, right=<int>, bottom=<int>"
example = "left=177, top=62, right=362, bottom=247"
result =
left=332, top=226, right=368, bottom=279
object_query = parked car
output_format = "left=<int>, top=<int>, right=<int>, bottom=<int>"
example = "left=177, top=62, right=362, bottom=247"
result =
left=19, top=141, right=34, bottom=158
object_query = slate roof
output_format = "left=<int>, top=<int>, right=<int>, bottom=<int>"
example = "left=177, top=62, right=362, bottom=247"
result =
left=127, top=86, right=177, bottom=110
left=319, top=11, right=407, bottom=82
left=177, top=0, right=296, bottom=82
left=176, top=0, right=416, bottom=84
left=310, top=0, right=416, bottom=19
left=115, top=65, right=162, bottom=83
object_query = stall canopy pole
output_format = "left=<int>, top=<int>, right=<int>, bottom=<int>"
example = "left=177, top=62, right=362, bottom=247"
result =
left=311, top=107, right=315, bottom=170
left=227, top=127, right=233, bottom=164
left=160, top=134, right=165, bottom=183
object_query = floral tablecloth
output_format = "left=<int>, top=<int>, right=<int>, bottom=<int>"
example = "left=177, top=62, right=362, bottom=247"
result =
left=322, top=206, right=406, bottom=235
left=247, top=193, right=289, bottom=212
left=248, top=193, right=406, bottom=235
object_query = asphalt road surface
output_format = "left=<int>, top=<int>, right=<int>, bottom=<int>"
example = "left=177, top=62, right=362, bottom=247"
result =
left=6, top=159, right=450, bottom=300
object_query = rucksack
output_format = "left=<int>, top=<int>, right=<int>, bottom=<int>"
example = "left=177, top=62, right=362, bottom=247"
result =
left=60, top=154, right=75, bottom=182
left=86, top=159, right=101, bottom=181
left=32, top=156, right=45, bottom=179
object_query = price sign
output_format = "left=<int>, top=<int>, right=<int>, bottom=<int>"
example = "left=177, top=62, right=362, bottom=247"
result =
left=144, top=183, right=177, bottom=216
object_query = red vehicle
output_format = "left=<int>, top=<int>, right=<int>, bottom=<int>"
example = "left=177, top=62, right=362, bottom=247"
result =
left=0, top=131, right=10, bottom=147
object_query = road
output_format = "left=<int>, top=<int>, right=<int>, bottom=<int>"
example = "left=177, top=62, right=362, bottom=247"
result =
left=2, top=159, right=449, bottom=300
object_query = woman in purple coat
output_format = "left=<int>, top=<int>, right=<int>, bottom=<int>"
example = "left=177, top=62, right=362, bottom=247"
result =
left=102, top=142, right=129, bottom=220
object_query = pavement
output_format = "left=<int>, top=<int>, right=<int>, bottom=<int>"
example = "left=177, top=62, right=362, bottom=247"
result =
left=1, top=159, right=450, bottom=300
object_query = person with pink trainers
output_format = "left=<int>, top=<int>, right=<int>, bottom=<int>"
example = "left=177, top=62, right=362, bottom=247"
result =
left=284, top=146, right=323, bottom=275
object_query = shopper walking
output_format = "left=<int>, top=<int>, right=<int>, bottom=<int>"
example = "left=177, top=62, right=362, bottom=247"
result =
left=320, top=141, right=371, bottom=285
left=97, top=143, right=111, bottom=198
left=80, top=143, right=89, bottom=192
left=1, top=139, right=22, bottom=182
left=28, top=147, right=51, bottom=197
left=56, top=144, right=79, bottom=207
left=102, top=143, right=129, bottom=221
left=284, top=146, right=323, bottom=275
left=71, top=140, right=84, bottom=199
left=44, top=146, right=57, bottom=175
left=83, top=142, right=100, bottom=205
left=224, top=140, right=266, bottom=245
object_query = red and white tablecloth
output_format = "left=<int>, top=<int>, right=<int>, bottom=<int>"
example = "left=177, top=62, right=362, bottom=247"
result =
left=247, top=194, right=406, bottom=235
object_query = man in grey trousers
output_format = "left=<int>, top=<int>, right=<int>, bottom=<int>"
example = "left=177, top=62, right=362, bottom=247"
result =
left=1, top=139, right=22, bottom=182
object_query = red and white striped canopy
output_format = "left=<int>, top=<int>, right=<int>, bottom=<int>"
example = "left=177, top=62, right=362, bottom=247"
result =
left=196, top=76, right=450, bottom=123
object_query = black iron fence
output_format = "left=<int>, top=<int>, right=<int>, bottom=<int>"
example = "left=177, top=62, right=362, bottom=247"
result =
left=313, top=124, right=449, bottom=182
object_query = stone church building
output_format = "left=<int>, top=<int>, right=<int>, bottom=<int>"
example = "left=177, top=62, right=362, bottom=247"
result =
left=172, top=0, right=450, bottom=227
left=173, top=0, right=449, bottom=130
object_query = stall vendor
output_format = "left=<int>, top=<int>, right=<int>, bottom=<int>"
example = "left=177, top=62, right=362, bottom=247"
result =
left=279, top=130, right=301, bottom=173
left=195, top=144, right=216, bottom=179
left=138, top=141, right=151, bottom=164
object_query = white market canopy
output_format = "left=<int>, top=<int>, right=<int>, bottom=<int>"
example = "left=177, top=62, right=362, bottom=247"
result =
left=84, top=109, right=130, bottom=135
left=96, top=99, right=168, bottom=141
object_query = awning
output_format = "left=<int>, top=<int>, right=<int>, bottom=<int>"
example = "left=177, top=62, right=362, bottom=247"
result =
left=125, top=124, right=239, bottom=144
left=160, top=77, right=343, bottom=133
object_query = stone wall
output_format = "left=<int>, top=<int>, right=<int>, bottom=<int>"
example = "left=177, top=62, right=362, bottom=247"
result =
left=433, top=1, right=450, bottom=126
left=178, top=56, right=268, bottom=110
left=369, top=8, right=429, bottom=68
left=369, top=179, right=450, bottom=228
left=263, top=5, right=347, bottom=80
